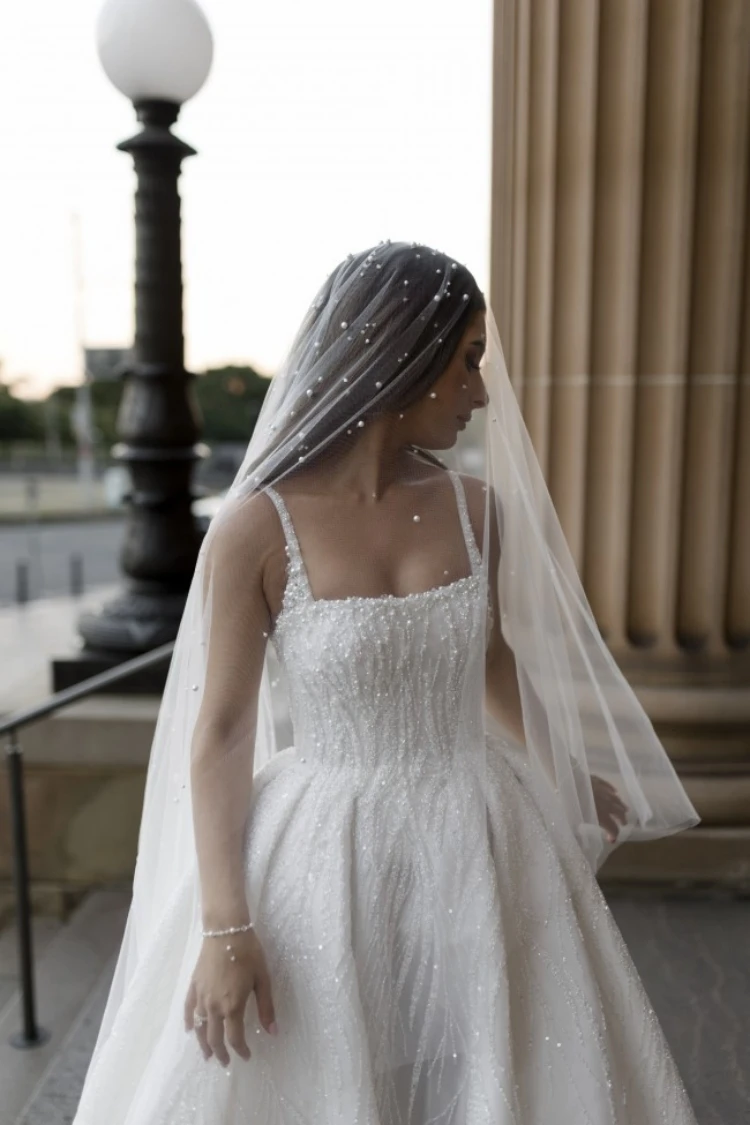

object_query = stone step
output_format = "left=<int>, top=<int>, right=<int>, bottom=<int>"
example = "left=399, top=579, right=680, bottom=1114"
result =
left=16, top=950, right=118, bottom=1125
left=0, top=889, right=129, bottom=1125
left=0, top=918, right=63, bottom=1022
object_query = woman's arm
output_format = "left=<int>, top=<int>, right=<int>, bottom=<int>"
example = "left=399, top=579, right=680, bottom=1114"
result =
left=459, top=473, right=527, bottom=748
left=190, top=493, right=277, bottom=930
left=460, top=473, right=628, bottom=838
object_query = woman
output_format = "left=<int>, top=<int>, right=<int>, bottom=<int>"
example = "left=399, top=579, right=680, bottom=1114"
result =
left=73, top=242, right=700, bottom=1124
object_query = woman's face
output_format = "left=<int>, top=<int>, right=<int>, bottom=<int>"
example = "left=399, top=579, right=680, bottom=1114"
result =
left=396, top=310, right=488, bottom=450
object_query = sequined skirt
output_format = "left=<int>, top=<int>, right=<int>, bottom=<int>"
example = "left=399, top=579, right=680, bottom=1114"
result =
left=72, top=739, right=698, bottom=1125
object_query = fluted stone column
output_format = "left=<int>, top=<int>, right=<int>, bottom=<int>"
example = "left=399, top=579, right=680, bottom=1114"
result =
left=584, top=0, right=647, bottom=650
left=520, top=0, right=557, bottom=478
left=677, top=0, right=750, bottom=655
left=728, top=223, right=750, bottom=650
left=629, top=0, right=701, bottom=658
left=491, top=0, right=750, bottom=885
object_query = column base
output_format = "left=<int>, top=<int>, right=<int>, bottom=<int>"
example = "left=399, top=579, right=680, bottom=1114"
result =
left=599, top=827, right=750, bottom=892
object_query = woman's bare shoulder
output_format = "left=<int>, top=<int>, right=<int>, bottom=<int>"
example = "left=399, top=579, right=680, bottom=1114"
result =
left=202, top=489, right=285, bottom=574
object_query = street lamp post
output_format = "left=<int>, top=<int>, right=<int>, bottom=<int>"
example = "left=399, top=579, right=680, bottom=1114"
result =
left=54, top=0, right=214, bottom=690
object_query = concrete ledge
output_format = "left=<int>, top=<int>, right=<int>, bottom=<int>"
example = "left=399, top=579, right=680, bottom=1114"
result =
left=14, top=696, right=159, bottom=767
left=0, top=510, right=125, bottom=527
left=0, top=764, right=147, bottom=888
left=1, top=695, right=156, bottom=890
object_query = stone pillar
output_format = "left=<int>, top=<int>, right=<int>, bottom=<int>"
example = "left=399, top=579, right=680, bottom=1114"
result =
left=677, top=0, right=750, bottom=655
left=584, top=0, right=647, bottom=650
left=521, top=0, right=557, bottom=477
left=628, top=0, right=701, bottom=657
left=491, top=0, right=750, bottom=885
left=728, top=212, right=750, bottom=650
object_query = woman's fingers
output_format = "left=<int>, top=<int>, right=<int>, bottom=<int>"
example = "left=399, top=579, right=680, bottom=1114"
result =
left=604, top=797, right=628, bottom=817
left=594, top=781, right=630, bottom=841
left=224, top=1009, right=252, bottom=1061
left=194, top=1016, right=213, bottom=1060
left=608, top=797, right=629, bottom=821
left=601, top=814, right=620, bottom=842
left=254, top=963, right=278, bottom=1037
left=207, top=1010, right=230, bottom=1067
left=599, top=789, right=628, bottom=817
left=183, top=979, right=197, bottom=1032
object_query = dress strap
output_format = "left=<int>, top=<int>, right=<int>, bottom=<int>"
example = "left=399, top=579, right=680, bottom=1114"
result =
left=264, top=486, right=313, bottom=599
left=448, top=470, right=483, bottom=577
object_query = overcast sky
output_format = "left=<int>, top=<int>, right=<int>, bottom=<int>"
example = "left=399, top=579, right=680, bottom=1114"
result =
left=0, top=0, right=492, bottom=399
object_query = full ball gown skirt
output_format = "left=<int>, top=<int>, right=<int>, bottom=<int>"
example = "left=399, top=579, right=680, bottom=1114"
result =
left=73, top=472, right=698, bottom=1124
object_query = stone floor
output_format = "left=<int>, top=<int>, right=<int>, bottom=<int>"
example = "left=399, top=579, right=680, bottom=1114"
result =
left=606, top=887, right=750, bottom=1125
left=2, top=886, right=747, bottom=1124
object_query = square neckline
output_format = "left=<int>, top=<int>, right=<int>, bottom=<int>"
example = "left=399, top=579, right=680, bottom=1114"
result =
left=265, top=469, right=482, bottom=610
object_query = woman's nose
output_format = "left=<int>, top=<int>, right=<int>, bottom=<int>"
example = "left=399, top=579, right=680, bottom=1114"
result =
left=473, top=383, right=489, bottom=409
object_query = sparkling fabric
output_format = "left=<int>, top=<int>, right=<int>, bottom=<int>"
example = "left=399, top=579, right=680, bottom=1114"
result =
left=72, top=471, right=698, bottom=1125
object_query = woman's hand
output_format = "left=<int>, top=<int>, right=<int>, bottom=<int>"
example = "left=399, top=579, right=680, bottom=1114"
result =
left=184, top=930, right=278, bottom=1066
left=591, top=775, right=629, bottom=843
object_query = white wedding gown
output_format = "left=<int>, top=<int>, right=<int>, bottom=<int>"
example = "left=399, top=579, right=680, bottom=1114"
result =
left=74, top=471, right=698, bottom=1124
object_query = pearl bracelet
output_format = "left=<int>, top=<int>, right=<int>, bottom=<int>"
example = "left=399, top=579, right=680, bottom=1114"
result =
left=201, top=921, right=254, bottom=938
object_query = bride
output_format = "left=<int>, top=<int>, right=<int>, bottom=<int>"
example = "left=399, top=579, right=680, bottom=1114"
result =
left=73, top=241, right=700, bottom=1124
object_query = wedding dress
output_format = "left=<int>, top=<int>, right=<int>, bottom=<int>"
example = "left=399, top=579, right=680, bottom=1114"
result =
left=72, top=469, right=698, bottom=1125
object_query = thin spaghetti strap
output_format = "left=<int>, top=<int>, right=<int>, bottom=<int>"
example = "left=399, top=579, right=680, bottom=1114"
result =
left=264, top=486, right=314, bottom=599
left=447, top=470, right=482, bottom=577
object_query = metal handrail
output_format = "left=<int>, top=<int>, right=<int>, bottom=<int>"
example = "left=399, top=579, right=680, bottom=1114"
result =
left=2, top=641, right=175, bottom=1049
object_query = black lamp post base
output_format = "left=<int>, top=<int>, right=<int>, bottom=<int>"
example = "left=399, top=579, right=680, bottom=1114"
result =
left=78, top=582, right=190, bottom=651
left=51, top=583, right=190, bottom=694
left=51, top=648, right=171, bottom=695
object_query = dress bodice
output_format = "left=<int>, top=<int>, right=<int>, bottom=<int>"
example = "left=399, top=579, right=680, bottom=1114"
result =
left=265, top=471, right=488, bottom=781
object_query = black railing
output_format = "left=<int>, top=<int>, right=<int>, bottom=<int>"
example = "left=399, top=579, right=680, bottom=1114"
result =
left=0, top=641, right=175, bottom=1049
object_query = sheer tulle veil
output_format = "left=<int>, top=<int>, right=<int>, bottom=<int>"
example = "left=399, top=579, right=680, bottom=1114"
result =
left=83, top=240, right=700, bottom=1086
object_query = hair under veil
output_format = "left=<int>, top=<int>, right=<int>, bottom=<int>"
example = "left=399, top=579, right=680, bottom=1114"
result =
left=75, top=240, right=699, bottom=1122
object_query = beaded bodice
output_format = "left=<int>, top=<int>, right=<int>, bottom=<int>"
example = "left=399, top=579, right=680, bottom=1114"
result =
left=265, top=471, right=487, bottom=780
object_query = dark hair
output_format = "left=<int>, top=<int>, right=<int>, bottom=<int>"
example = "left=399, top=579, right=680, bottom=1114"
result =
left=251, top=241, right=485, bottom=485
left=319, top=242, right=486, bottom=413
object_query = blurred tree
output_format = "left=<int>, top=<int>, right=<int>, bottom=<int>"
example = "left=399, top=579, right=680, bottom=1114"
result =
left=193, top=365, right=270, bottom=441
left=0, top=364, right=271, bottom=449
left=0, top=362, right=46, bottom=441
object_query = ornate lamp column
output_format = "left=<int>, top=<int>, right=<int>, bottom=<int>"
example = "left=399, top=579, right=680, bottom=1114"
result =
left=54, top=0, right=214, bottom=689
